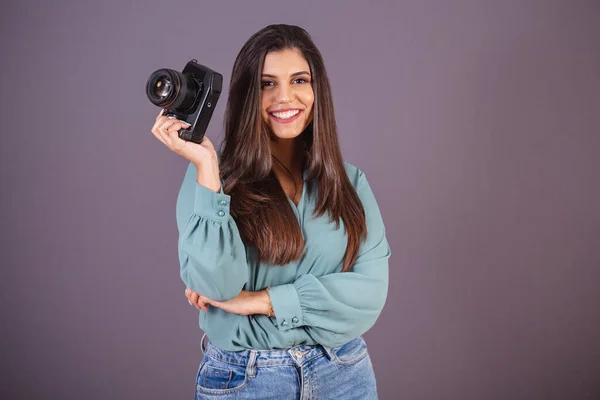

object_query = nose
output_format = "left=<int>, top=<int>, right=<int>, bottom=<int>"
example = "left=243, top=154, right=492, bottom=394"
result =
left=276, top=83, right=294, bottom=104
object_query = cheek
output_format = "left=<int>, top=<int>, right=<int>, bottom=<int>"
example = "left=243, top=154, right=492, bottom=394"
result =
left=261, top=94, right=270, bottom=121
left=305, top=97, right=315, bottom=119
left=300, top=90, right=315, bottom=113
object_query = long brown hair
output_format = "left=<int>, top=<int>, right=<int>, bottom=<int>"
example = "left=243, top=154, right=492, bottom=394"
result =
left=218, top=24, right=366, bottom=272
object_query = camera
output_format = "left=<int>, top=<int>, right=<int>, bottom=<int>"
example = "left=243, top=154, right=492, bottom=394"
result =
left=145, top=59, right=223, bottom=144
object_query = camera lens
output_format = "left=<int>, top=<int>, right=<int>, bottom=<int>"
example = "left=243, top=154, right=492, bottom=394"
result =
left=154, top=78, right=172, bottom=98
left=145, top=68, right=201, bottom=112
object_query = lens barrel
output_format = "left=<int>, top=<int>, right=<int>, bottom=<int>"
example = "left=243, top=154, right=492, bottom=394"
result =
left=145, top=68, right=200, bottom=112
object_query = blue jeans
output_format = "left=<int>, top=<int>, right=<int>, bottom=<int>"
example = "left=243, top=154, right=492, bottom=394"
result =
left=194, top=334, right=378, bottom=399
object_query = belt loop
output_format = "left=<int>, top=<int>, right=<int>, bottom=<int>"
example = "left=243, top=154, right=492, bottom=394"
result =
left=200, top=333, right=207, bottom=354
left=321, top=344, right=336, bottom=361
left=246, top=350, right=258, bottom=378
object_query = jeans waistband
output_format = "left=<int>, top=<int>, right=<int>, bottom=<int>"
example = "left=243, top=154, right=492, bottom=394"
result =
left=200, top=333, right=337, bottom=368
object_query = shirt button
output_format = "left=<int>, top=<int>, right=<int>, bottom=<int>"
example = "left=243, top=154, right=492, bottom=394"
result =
left=292, top=317, right=299, bottom=323
left=217, top=210, right=225, bottom=217
left=219, top=200, right=228, bottom=206
left=282, top=320, right=288, bottom=326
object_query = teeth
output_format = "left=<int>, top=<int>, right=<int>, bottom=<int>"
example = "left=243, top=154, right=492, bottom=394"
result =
left=272, top=110, right=300, bottom=119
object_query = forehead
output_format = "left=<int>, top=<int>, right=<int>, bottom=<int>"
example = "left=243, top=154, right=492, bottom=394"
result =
left=262, top=48, right=310, bottom=75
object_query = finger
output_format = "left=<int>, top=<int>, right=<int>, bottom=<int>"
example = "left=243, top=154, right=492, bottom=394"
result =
left=164, top=121, right=182, bottom=139
left=156, top=119, right=177, bottom=146
left=151, top=111, right=168, bottom=133
left=152, top=114, right=171, bottom=146
left=189, top=291, right=199, bottom=304
left=198, top=299, right=209, bottom=312
left=185, top=288, right=195, bottom=300
left=151, top=128, right=167, bottom=146
left=156, top=108, right=165, bottom=120
left=194, top=299, right=208, bottom=312
left=184, top=288, right=193, bottom=306
left=190, top=292, right=205, bottom=311
left=153, top=127, right=168, bottom=146
left=152, top=114, right=187, bottom=142
left=194, top=295, right=208, bottom=311
left=164, top=123, right=192, bottom=150
left=159, top=119, right=189, bottom=138
left=169, top=125, right=192, bottom=151
left=193, top=294, right=210, bottom=312
left=185, top=288, right=210, bottom=311
left=165, top=120, right=191, bottom=138
left=201, top=296, right=220, bottom=308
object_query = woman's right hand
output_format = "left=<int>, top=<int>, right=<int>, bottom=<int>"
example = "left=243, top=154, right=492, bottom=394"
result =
left=151, top=109, right=221, bottom=192
left=151, top=109, right=219, bottom=169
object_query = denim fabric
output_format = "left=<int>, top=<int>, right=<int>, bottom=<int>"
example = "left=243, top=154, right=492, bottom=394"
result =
left=194, top=333, right=378, bottom=399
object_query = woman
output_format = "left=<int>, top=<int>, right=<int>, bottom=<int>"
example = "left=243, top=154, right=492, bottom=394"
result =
left=151, top=24, right=391, bottom=400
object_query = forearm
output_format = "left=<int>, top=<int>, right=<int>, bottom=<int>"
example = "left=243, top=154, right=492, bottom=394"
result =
left=267, top=267, right=388, bottom=335
left=200, top=289, right=276, bottom=317
left=177, top=162, right=248, bottom=301
left=256, top=289, right=275, bottom=317
left=195, top=157, right=221, bottom=193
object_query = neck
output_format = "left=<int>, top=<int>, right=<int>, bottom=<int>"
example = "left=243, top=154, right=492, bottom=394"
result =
left=270, top=137, right=304, bottom=174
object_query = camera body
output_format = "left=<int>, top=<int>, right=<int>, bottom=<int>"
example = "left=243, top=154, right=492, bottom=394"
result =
left=146, top=59, right=223, bottom=144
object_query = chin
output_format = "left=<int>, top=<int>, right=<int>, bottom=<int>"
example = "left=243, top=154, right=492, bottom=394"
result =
left=267, top=122, right=310, bottom=140
left=270, top=130, right=303, bottom=140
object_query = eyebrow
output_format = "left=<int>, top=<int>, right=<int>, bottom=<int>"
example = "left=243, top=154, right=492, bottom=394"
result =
left=261, top=71, right=311, bottom=79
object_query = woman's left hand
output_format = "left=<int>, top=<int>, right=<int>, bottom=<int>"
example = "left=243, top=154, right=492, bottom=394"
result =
left=185, top=287, right=210, bottom=312
left=185, top=287, right=271, bottom=316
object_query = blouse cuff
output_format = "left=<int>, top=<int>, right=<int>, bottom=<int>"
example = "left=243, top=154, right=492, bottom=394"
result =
left=193, top=182, right=231, bottom=223
left=268, top=284, right=304, bottom=331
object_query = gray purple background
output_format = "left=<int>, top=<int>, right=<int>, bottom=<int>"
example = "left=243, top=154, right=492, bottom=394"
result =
left=2, top=0, right=599, bottom=399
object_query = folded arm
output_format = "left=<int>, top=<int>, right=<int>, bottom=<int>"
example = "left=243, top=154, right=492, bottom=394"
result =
left=267, top=170, right=391, bottom=347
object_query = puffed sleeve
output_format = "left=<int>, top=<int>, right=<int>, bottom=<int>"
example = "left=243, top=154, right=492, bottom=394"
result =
left=266, top=169, right=391, bottom=347
left=176, top=162, right=249, bottom=302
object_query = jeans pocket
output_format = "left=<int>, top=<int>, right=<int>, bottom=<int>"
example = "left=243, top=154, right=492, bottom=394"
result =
left=331, top=336, right=369, bottom=366
left=196, top=356, right=248, bottom=395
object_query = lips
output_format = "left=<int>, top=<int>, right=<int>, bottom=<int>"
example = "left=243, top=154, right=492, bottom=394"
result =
left=269, top=109, right=303, bottom=124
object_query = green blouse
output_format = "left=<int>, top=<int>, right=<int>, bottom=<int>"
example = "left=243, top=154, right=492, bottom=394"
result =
left=176, top=158, right=391, bottom=351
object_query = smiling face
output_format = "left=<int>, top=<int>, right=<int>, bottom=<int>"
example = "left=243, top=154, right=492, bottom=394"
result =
left=261, top=48, right=314, bottom=140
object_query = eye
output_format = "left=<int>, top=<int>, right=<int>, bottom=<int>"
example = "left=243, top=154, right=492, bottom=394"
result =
left=261, top=80, right=275, bottom=88
left=293, top=78, right=309, bottom=84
